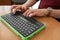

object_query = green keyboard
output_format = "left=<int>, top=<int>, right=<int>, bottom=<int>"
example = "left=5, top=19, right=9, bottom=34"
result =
left=0, top=11, right=45, bottom=40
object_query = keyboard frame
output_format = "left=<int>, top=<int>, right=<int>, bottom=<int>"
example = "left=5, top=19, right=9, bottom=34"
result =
left=0, top=14, right=45, bottom=40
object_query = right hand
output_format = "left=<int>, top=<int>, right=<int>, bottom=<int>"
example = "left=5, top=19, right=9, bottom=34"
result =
left=10, top=5, right=29, bottom=14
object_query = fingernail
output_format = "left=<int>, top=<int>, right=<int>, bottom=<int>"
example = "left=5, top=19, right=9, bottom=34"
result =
left=12, top=9, right=15, bottom=14
left=29, top=14, right=33, bottom=17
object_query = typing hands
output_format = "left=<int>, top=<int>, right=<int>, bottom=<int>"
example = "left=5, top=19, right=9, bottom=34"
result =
left=11, top=5, right=48, bottom=17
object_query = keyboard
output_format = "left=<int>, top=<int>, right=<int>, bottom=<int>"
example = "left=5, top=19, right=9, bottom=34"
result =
left=0, top=11, right=45, bottom=40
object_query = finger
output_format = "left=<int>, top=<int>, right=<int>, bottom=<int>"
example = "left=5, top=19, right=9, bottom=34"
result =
left=12, top=6, right=21, bottom=14
left=26, top=10, right=32, bottom=17
left=23, top=10, right=30, bottom=16
left=29, top=13, right=36, bottom=17
left=10, top=5, right=17, bottom=12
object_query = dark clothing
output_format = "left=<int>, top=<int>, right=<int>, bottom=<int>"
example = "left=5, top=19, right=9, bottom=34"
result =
left=36, top=0, right=39, bottom=1
left=55, top=18, right=60, bottom=22
left=38, top=0, right=60, bottom=9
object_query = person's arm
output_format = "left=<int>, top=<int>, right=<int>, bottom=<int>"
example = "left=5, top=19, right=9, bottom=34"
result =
left=50, top=9, right=60, bottom=18
left=23, top=8, right=60, bottom=19
left=11, top=0, right=37, bottom=13
left=23, top=0, right=37, bottom=7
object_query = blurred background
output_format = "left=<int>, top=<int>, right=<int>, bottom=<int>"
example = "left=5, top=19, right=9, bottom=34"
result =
left=0, top=0, right=33, bottom=5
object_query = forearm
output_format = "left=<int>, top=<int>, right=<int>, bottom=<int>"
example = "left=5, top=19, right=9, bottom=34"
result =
left=40, top=9, right=60, bottom=18
left=50, top=9, right=60, bottom=18
left=23, top=0, right=36, bottom=8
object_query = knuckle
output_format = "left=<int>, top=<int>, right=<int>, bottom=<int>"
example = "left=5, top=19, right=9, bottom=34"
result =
left=12, top=5, right=16, bottom=6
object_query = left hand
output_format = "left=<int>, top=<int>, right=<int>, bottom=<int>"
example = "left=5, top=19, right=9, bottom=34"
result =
left=23, top=9, right=48, bottom=17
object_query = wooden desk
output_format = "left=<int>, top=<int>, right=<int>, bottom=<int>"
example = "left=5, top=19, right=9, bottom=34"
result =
left=0, top=0, right=11, bottom=5
left=0, top=6, right=60, bottom=40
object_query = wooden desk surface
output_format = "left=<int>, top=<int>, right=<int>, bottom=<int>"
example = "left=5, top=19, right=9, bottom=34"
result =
left=0, top=0, right=11, bottom=5
left=0, top=7, right=60, bottom=40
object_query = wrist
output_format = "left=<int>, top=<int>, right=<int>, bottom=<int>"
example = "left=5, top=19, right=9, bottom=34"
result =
left=39, top=9, right=49, bottom=16
left=47, top=7, right=53, bottom=16
left=22, top=5, right=29, bottom=12
left=22, top=4, right=29, bottom=8
left=42, top=9, right=49, bottom=16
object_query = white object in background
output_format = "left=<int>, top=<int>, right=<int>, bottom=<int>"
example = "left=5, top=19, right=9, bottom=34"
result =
left=4, top=6, right=11, bottom=13
left=0, top=6, right=5, bottom=13
left=32, top=1, right=40, bottom=9
left=0, top=6, right=11, bottom=14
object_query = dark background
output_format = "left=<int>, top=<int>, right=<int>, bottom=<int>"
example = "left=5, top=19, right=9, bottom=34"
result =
left=0, top=0, right=27, bottom=5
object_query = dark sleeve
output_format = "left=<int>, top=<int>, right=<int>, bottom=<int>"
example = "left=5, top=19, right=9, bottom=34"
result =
left=36, top=0, right=39, bottom=1
left=55, top=18, right=60, bottom=22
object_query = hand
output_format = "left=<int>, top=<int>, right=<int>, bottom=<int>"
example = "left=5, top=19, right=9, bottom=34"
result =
left=10, top=5, right=29, bottom=14
left=23, top=9, right=48, bottom=17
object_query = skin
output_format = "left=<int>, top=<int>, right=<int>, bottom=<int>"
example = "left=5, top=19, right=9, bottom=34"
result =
left=11, top=0, right=60, bottom=18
